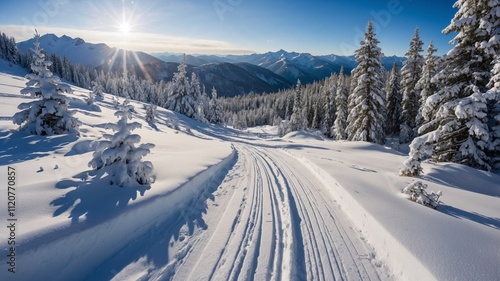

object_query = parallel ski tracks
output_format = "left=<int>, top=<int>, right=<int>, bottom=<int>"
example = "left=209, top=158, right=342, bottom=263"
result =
left=93, top=142, right=386, bottom=281
left=171, top=144, right=383, bottom=280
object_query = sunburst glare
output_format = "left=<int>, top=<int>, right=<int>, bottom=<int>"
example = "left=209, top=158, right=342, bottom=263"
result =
left=119, top=22, right=130, bottom=34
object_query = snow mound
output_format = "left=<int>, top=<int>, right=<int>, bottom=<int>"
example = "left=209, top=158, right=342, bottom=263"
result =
left=282, top=130, right=324, bottom=141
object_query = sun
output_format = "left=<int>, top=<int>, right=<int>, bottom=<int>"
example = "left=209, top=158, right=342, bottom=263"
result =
left=119, top=23, right=131, bottom=34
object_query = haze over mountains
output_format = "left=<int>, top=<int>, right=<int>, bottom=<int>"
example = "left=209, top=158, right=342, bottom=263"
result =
left=17, top=33, right=405, bottom=97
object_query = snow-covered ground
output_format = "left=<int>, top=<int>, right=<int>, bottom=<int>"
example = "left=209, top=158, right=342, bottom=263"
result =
left=0, top=67, right=499, bottom=281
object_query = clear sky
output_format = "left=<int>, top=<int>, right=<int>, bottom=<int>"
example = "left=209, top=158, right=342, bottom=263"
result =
left=0, top=0, right=457, bottom=56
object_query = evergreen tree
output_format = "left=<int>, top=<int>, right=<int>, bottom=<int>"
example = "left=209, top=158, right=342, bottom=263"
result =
left=13, top=32, right=79, bottom=135
left=346, top=21, right=386, bottom=144
left=164, top=59, right=197, bottom=118
left=89, top=100, right=155, bottom=186
left=208, top=87, right=224, bottom=125
left=402, top=0, right=499, bottom=175
left=416, top=41, right=440, bottom=131
left=320, top=86, right=333, bottom=137
left=385, top=61, right=403, bottom=136
left=488, top=59, right=500, bottom=169
left=145, top=103, right=157, bottom=123
left=91, top=80, right=104, bottom=99
left=333, top=67, right=349, bottom=140
left=311, top=97, right=320, bottom=129
left=85, top=91, right=95, bottom=106
left=290, top=80, right=305, bottom=131
left=400, top=27, right=424, bottom=143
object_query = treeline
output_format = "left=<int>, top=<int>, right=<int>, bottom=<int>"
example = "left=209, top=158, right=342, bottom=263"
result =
left=223, top=0, right=500, bottom=174
left=0, top=31, right=224, bottom=125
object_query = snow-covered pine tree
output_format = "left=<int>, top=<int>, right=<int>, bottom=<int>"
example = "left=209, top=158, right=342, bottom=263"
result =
left=208, top=87, right=224, bottom=125
left=89, top=100, right=155, bottom=186
left=385, top=61, right=403, bottom=136
left=85, top=91, right=95, bottom=105
left=400, top=27, right=424, bottom=143
left=345, top=21, right=386, bottom=144
left=320, top=85, right=333, bottom=137
left=145, top=103, right=157, bottom=123
left=488, top=59, right=500, bottom=169
left=311, top=97, right=320, bottom=129
left=416, top=41, right=440, bottom=131
left=333, top=67, right=349, bottom=140
left=13, top=31, right=79, bottom=135
left=290, top=79, right=305, bottom=132
left=164, top=57, right=197, bottom=118
left=401, top=0, right=499, bottom=175
left=191, top=72, right=207, bottom=122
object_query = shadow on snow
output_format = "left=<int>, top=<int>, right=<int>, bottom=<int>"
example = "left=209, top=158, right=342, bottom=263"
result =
left=439, top=204, right=500, bottom=230
left=0, top=131, right=78, bottom=165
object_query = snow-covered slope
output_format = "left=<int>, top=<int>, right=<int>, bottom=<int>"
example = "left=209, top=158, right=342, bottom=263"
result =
left=0, top=67, right=498, bottom=281
left=17, top=33, right=167, bottom=76
left=0, top=68, right=233, bottom=281
left=17, top=34, right=113, bottom=68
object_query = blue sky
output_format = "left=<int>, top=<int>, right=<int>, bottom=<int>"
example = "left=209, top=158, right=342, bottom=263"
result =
left=0, top=0, right=457, bottom=56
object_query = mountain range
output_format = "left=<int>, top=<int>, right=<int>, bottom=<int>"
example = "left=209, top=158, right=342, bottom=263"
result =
left=18, top=34, right=405, bottom=97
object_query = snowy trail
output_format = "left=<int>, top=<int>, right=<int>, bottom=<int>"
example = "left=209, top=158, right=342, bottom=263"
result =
left=135, top=143, right=385, bottom=281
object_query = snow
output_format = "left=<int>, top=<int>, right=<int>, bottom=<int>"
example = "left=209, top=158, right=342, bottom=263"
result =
left=0, top=67, right=499, bottom=280
left=17, top=34, right=113, bottom=68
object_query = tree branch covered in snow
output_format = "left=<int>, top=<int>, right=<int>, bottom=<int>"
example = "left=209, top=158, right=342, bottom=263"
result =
left=402, top=181, right=442, bottom=209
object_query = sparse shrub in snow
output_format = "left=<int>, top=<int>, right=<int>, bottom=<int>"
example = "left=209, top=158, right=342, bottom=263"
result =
left=13, top=31, right=79, bottom=135
left=89, top=100, right=155, bottom=187
left=402, top=181, right=442, bottom=209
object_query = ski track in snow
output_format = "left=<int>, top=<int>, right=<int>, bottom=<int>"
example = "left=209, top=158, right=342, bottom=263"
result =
left=101, top=140, right=385, bottom=281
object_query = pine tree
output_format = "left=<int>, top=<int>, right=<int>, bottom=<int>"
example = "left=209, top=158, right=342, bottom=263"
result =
left=89, top=100, right=155, bottom=186
left=13, top=31, right=79, bottom=135
left=311, top=97, right=320, bottom=129
left=346, top=21, right=386, bottom=144
left=402, top=0, right=499, bottom=175
left=91, top=80, right=104, bottom=99
left=416, top=41, right=440, bottom=131
left=145, top=103, right=157, bottom=123
left=488, top=59, right=500, bottom=169
left=333, top=67, right=349, bottom=140
left=290, top=80, right=305, bottom=132
left=385, top=61, right=403, bottom=136
left=320, top=86, right=333, bottom=137
left=400, top=27, right=424, bottom=143
left=164, top=58, right=197, bottom=118
left=85, top=91, right=95, bottom=105
left=208, top=87, right=224, bottom=125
